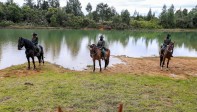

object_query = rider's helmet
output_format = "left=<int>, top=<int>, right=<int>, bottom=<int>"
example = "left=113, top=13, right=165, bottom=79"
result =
left=32, top=32, right=37, bottom=37
left=167, top=34, right=170, bottom=39
left=100, top=35, right=104, bottom=39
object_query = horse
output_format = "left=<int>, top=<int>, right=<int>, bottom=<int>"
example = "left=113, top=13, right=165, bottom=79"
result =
left=160, top=42, right=174, bottom=70
left=88, top=44, right=110, bottom=72
left=18, top=37, right=44, bottom=70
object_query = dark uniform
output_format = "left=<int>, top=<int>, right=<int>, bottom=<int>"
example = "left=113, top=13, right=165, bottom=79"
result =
left=163, top=35, right=171, bottom=48
left=97, top=35, right=106, bottom=59
left=160, top=34, right=173, bottom=57
left=32, top=33, right=40, bottom=56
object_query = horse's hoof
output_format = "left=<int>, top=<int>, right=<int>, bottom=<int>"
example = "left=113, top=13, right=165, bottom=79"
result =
left=160, top=67, right=163, bottom=70
left=27, top=68, right=30, bottom=70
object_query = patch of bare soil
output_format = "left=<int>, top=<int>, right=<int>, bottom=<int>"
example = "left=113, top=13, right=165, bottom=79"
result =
left=1, top=57, right=197, bottom=79
left=105, top=56, right=197, bottom=79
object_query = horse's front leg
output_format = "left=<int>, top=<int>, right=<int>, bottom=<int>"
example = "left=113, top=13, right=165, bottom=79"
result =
left=26, top=56, right=30, bottom=70
left=160, top=56, right=163, bottom=67
left=99, top=59, right=102, bottom=72
left=161, top=57, right=165, bottom=70
left=31, top=56, right=36, bottom=69
left=93, top=59, right=95, bottom=72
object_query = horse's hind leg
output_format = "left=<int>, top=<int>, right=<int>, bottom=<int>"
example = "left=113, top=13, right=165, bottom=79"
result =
left=42, top=53, right=44, bottom=65
left=31, top=56, right=36, bottom=69
left=104, top=60, right=107, bottom=69
left=99, top=59, right=102, bottom=72
left=104, top=59, right=109, bottom=69
left=26, top=56, right=30, bottom=70
left=37, top=56, right=41, bottom=66
left=93, top=59, right=95, bottom=72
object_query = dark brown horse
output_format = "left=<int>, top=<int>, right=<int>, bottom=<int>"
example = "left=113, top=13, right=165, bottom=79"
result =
left=160, top=42, right=174, bottom=70
left=88, top=44, right=110, bottom=72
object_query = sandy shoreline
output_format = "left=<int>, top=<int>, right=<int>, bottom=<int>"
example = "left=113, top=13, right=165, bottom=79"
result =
left=0, top=56, right=197, bottom=79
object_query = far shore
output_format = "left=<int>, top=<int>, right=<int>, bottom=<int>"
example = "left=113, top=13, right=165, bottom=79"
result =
left=1, top=25, right=197, bottom=32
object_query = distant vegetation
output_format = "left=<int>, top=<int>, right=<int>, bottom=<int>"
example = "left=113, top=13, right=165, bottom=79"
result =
left=0, top=0, right=197, bottom=29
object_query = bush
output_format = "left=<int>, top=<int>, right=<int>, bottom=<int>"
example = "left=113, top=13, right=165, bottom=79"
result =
left=112, top=23, right=129, bottom=30
left=131, top=20, right=162, bottom=29
left=0, top=21, right=14, bottom=27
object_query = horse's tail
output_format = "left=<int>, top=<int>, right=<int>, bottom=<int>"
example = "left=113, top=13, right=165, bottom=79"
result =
left=105, top=49, right=110, bottom=67
left=39, top=45, right=44, bottom=64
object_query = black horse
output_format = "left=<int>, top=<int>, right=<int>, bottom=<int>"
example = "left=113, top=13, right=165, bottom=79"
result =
left=18, top=37, right=44, bottom=69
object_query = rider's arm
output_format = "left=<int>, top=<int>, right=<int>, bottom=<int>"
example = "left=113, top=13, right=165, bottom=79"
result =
left=35, top=37, right=38, bottom=45
left=102, top=41, right=105, bottom=48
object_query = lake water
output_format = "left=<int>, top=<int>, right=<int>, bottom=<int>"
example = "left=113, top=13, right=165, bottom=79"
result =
left=0, top=29, right=197, bottom=70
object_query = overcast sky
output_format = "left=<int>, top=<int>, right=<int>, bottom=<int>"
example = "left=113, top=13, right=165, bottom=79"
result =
left=1, top=0, right=197, bottom=16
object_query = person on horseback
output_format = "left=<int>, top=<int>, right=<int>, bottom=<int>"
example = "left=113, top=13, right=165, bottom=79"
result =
left=160, top=34, right=173, bottom=57
left=97, top=35, right=106, bottom=60
left=32, top=32, right=40, bottom=56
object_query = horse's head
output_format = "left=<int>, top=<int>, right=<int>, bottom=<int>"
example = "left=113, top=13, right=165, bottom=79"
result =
left=167, top=42, right=174, bottom=52
left=88, top=44, right=97, bottom=58
left=18, top=37, right=24, bottom=50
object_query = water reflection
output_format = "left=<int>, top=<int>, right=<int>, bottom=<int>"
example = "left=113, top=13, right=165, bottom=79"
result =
left=0, top=29, right=197, bottom=70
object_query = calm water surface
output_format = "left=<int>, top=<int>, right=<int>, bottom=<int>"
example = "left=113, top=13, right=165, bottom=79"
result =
left=0, top=29, right=197, bottom=70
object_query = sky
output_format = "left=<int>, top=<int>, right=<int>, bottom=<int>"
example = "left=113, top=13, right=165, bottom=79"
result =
left=1, top=0, right=197, bottom=16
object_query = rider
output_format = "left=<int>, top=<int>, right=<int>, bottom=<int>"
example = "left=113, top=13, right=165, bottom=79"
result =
left=161, top=34, right=173, bottom=57
left=97, top=35, right=106, bottom=59
left=32, top=32, right=40, bottom=56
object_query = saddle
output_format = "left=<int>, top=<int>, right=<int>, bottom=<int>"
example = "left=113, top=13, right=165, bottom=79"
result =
left=34, top=45, right=41, bottom=56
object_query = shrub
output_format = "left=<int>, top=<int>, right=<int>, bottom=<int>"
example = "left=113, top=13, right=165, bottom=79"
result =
left=0, top=20, right=14, bottom=27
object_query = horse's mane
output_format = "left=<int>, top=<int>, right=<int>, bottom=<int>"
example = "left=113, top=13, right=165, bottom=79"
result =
left=21, top=37, right=35, bottom=48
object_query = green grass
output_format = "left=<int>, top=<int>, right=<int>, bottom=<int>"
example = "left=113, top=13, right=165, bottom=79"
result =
left=0, top=65, right=197, bottom=112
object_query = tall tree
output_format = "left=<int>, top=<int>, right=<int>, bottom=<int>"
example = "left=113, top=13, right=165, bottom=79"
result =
left=86, top=2, right=92, bottom=14
left=182, top=8, right=188, bottom=16
left=37, top=0, right=41, bottom=8
left=92, top=10, right=99, bottom=22
left=159, top=4, right=168, bottom=28
left=147, top=8, right=153, bottom=21
left=6, top=0, right=13, bottom=4
left=121, top=9, right=130, bottom=25
left=65, top=0, right=83, bottom=16
left=41, top=0, right=49, bottom=10
left=96, top=3, right=108, bottom=22
left=5, top=3, right=22, bottom=22
left=48, top=0, right=59, bottom=8
left=24, top=0, right=35, bottom=8
left=168, top=4, right=175, bottom=28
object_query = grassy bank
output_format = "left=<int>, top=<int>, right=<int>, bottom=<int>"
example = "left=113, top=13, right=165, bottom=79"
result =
left=0, top=63, right=197, bottom=111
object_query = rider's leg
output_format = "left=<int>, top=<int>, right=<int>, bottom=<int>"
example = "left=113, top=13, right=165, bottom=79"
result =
left=102, top=48, right=106, bottom=59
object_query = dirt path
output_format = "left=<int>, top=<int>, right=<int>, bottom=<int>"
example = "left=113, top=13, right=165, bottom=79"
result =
left=103, top=56, right=197, bottom=79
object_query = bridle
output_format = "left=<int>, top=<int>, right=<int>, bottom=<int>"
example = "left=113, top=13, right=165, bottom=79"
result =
left=166, top=42, right=174, bottom=52
left=18, top=37, right=24, bottom=50
left=89, top=44, right=98, bottom=57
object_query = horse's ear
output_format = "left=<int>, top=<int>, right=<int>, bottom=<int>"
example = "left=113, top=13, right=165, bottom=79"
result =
left=88, top=45, right=91, bottom=48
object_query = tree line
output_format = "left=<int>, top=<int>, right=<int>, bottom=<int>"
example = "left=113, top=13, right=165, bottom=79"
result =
left=0, top=0, right=197, bottom=29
